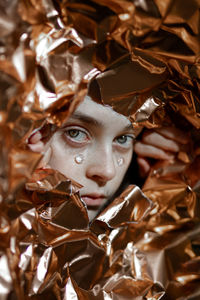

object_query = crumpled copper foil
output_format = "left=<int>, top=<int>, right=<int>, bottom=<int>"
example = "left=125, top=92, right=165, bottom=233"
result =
left=0, top=0, right=200, bottom=299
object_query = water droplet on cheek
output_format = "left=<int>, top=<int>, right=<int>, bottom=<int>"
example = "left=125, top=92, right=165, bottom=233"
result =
left=74, top=154, right=84, bottom=164
left=117, top=157, right=124, bottom=166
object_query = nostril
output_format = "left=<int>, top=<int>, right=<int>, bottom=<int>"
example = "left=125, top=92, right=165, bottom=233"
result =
left=86, top=160, right=116, bottom=184
left=90, top=175, right=107, bottom=186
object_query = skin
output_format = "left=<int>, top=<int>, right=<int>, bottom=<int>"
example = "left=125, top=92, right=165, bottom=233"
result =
left=29, top=96, right=190, bottom=219
left=135, top=127, right=190, bottom=177
left=30, top=96, right=135, bottom=219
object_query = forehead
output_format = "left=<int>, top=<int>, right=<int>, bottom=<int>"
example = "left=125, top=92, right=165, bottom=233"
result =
left=71, top=96, right=132, bottom=128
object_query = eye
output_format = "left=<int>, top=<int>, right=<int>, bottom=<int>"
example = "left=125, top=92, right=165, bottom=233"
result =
left=68, top=129, right=81, bottom=138
left=115, top=134, right=134, bottom=148
left=116, top=135, right=128, bottom=144
left=65, top=128, right=88, bottom=143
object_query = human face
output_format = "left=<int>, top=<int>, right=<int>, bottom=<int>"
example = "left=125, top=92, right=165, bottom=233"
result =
left=48, top=96, right=134, bottom=219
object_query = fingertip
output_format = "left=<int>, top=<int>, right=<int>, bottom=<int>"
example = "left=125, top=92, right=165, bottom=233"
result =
left=137, top=157, right=151, bottom=178
left=180, top=135, right=190, bottom=145
left=156, top=127, right=190, bottom=145
left=29, top=131, right=42, bottom=144
left=28, top=141, right=44, bottom=152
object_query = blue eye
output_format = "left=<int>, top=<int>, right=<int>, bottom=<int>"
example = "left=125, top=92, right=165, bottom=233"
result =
left=68, top=129, right=81, bottom=138
left=116, top=135, right=128, bottom=144
left=66, top=129, right=88, bottom=142
left=115, top=135, right=134, bottom=148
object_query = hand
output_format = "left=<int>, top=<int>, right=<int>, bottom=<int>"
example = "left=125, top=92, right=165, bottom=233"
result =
left=28, top=131, right=44, bottom=152
left=134, top=127, right=190, bottom=178
left=28, top=130, right=51, bottom=167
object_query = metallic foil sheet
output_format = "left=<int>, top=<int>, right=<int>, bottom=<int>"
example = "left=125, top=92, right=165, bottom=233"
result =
left=0, top=0, right=200, bottom=299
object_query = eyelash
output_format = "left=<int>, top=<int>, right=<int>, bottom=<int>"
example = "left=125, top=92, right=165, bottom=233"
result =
left=63, top=128, right=89, bottom=145
left=63, top=127, right=134, bottom=149
left=115, top=135, right=133, bottom=145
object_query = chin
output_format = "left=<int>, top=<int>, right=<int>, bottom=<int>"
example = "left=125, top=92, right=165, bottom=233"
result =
left=87, top=208, right=99, bottom=221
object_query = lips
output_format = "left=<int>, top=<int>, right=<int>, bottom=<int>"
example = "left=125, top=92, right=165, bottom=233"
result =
left=81, top=194, right=106, bottom=206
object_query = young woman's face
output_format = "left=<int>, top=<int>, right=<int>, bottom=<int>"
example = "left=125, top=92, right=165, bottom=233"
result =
left=48, top=96, right=134, bottom=219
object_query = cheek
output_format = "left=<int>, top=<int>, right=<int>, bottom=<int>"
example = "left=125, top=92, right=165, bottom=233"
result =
left=48, top=135, right=87, bottom=182
left=109, top=150, right=133, bottom=191
left=48, top=133, right=133, bottom=193
left=115, top=160, right=130, bottom=184
left=118, top=149, right=133, bottom=175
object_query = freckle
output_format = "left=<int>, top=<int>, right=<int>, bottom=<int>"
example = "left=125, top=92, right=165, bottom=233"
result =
left=74, top=154, right=84, bottom=164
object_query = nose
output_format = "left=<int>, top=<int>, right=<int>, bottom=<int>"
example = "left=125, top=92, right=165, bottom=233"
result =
left=86, top=145, right=116, bottom=185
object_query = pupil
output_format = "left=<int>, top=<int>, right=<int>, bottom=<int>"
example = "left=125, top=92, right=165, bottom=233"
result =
left=118, top=135, right=127, bottom=143
left=69, top=130, right=79, bottom=137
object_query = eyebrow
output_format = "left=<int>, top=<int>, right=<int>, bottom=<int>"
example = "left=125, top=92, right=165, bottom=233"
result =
left=69, top=112, right=103, bottom=127
left=64, top=111, right=134, bottom=132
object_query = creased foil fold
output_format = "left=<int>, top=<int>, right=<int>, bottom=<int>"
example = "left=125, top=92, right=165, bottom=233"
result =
left=0, top=0, right=200, bottom=299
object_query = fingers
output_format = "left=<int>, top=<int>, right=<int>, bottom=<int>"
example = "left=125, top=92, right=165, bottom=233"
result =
left=28, top=130, right=52, bottom=168
left=28, top=131, right=42, bottom=144
left=28, top=140, right=45, bottom=153
left=135, top=127, right=190, bottom=160
left=135, top=127, right=191, bottom=178
left=28, top=131, right=45, bottom=153
left=155, top=127, right=190, bottom=144
left=136, top=157, right=151, bottom=178
left=135, top=141, right=175, bottom=160
left=142, top=131, right=180, bottom=152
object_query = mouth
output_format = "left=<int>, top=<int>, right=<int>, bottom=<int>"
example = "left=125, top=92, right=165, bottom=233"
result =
left=81, top=194, right=106, bottom=207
